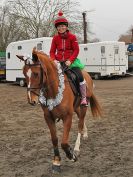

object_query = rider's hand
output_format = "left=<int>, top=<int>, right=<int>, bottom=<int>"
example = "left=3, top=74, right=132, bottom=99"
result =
left=65, top=60, right=71, bottom=66
left=54, top=60, right=58, bottom=65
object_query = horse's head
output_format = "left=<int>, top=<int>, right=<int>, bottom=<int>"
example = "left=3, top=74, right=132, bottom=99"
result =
left=16, top=49, right=44, bottom=106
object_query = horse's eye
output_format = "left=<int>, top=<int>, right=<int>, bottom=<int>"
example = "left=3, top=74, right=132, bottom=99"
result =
left=33, top=73, right=38, bottom=78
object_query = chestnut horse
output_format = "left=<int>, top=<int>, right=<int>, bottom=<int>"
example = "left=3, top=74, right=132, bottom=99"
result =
left=17, top=48, right=102, bottom=172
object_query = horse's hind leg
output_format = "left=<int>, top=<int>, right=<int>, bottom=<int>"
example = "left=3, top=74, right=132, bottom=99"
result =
left=44, top=114, right=61, bottom=173
left=83, top=120, right=88, bottom=138
left=61, top=113, right=77, bottom=162
left=74, top=106, right=88, bottom=153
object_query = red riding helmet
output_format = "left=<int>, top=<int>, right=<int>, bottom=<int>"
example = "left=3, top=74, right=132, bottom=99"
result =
left=54, top=10, right=68, bottom=28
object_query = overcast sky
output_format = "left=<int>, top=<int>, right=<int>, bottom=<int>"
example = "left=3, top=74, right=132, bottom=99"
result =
left=78, top=0, right=133, bottom=41
left=1, top=0, right=133, bottom=41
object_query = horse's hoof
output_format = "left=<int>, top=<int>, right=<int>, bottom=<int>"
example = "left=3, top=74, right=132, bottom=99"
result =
left=71, top=152, right=78, bottom=162
left=83, top=134, right=88, bottom=140
left=52, top=164, right=61, bottom=174
left=74, top=150, right=80, bottom=157
left=65, top=148, right=78, bottom=162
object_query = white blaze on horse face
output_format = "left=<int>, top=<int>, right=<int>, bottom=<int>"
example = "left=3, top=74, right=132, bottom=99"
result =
left=27, top=68, right=32, bottom=101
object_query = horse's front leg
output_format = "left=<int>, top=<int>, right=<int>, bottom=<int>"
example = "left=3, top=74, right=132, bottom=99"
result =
left=44, top=114, right=61, bottom=173
left=61, top=113, right=77, bottom=162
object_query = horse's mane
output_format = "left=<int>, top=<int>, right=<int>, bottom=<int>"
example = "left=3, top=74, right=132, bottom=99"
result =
left=32, top=48, right=56, bottom=70
left=32, top=48, right=59, bottom=97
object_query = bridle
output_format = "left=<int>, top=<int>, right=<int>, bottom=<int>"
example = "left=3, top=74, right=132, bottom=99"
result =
left=25, top=62, right=62, bottom=97
left=25, top=60, right=69, bottom=99
left=26, top=62, right=44, bottom=96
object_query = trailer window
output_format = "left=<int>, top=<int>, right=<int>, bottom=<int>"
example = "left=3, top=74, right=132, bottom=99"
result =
left=7, top=52, right=10, bottom=59
left=101, top=46, right=105, bottom=54
left=18, top=46, right=22, bottom=50
left=37, top=43, right=42, bottom=50
left=115, top=48, right=119, bottom=54
left=84, top=47, right=88, bottom=51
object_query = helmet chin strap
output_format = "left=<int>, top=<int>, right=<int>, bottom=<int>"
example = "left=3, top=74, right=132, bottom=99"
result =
left=58, top=31, right=68, bottom=39
left=58, top=29, right=69, bottom=34
left=58, top=31, right=67, bottom=34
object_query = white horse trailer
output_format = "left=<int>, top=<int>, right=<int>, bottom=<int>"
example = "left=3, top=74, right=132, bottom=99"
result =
left=78, top=41, right=128, bottom=79
left=6, top=37, right=52, bottom=86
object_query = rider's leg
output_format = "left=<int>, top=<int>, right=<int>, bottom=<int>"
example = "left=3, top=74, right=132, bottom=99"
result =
left=79, top=80, right=88, bottom=106
left=71, top=67, right=88, bottom=106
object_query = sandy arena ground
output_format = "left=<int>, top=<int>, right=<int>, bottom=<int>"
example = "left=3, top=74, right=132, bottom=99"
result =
left=0, top=76, right=133, bottom=177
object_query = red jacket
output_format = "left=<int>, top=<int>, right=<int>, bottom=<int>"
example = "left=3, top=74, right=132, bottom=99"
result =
left=50, top=31, right=79, bottom=63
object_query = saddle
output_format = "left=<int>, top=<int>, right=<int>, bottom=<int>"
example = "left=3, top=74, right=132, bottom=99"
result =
left=60, top=62, right=81, bottom=97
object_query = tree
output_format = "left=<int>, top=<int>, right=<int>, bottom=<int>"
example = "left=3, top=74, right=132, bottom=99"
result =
left=0, top=0, right=94, bottom=50
left=125, top=25, right=133, bottom=35
left=7, top=0, right=82, bottom=38
left=118, top=25, right=133, bottom=44
left=0, top=4, right=31, bottom=51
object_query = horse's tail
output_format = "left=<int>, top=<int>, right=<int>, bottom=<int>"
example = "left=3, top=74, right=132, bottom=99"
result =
left=89, top=93, right=103, bottom=118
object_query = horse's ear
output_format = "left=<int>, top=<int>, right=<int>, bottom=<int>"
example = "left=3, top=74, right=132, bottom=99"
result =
left=16, top=55, right=25, bottom=61
left=31, top=47, right=39, bottom=62
left=32, top=47, right=37, bottom=54
left=32, top=53, right=38, bottom=62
